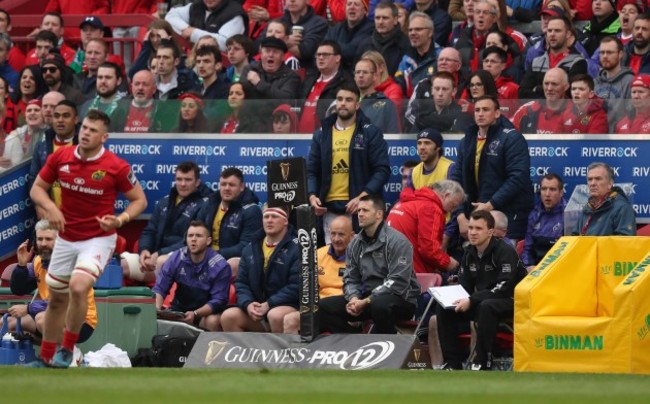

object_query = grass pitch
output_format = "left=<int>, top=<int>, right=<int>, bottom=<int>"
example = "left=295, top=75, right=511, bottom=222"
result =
left=0, top=368, right=648, bottom=403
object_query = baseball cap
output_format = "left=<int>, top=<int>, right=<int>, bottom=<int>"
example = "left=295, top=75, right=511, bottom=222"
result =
left=80, top=16, right=104, bottom=30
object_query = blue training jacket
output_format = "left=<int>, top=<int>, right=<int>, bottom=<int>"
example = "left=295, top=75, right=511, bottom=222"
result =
left=307, top=110, right=390, bottom=211
left=196, top=187, right=262, bottom=260
left=235, top=226, right=300, bottom=310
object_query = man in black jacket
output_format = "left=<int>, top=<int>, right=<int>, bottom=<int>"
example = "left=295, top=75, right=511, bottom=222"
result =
left=356, top=1, right=409, bottom=76
left=437, top=210, right=527, bottom=370
left=240, top=37, right=301, bottom=131
left=298, top=40, right=354, bottom=133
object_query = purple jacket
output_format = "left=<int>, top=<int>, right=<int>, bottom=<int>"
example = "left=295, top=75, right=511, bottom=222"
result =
left=521, top=198, right=567, bottom=266
left=153, top=247, right=232, bottom=313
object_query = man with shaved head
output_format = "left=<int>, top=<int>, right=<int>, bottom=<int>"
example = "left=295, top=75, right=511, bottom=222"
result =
left=512, top=68, right=570, bottom=134
left=41, top=91, right=65, bottom=126
left=111, top=69, right=169, bottom=133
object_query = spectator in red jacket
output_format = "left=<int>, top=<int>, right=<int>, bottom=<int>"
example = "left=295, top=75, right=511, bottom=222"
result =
left=512, top=67, right=570, bottom=133
left=25, top=15, right=76, bottom=66
left=387, top=179, right=465, bottom=279
left=562, top=74, right=609, bottom=134
left=616, top=74, right=650, bottom=133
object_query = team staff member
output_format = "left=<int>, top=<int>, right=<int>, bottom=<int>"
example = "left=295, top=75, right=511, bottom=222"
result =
left=319, top=194, right=421, bottom=334
left=436, top=210, right=527, bottom=370
left=451, top=95, right=533, bottom=241
left=153, top=221, right=232, bottom=331
left=29, top=109, right=147, bottom=368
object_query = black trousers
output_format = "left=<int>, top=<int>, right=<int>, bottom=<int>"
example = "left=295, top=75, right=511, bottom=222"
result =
left=436, top=298, right=513, bottom=369
left=319, top=294, right=416, bottom=334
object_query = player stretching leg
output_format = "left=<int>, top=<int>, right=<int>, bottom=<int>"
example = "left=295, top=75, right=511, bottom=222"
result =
left=29, top=110, right=147, bottom=368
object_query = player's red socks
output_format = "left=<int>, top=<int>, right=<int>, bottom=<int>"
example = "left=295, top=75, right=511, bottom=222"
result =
left=61, top=329, right=80, bottom=352
left=40, top=340, right=57, bottom=363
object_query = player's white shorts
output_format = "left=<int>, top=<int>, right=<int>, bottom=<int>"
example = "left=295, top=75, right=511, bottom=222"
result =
left=48, top=234, right=117, bottom=285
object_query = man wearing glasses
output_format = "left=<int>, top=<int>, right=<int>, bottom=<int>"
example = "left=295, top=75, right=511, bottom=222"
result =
left=41, top=52, right=84, bottom=106
left=298, top=40, right=353, bottom=133
left=395, top=12, right=440, bottom=97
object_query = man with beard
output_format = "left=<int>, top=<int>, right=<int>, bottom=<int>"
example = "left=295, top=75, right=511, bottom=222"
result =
left=520, top=16, right=588, bottom=99
left=41, top=51, right=83, bottom=106
left=153, top=221, right=232, bottom=331
left=407, top=128, right=455, bottom=190
left=197, top=167, right=262, bottom=277
left=595, top=36, right=635, bottom=131
left=4, top=221, right=95, bottom=338
left=623, top=13, right=650, bottom=75
left=79, top=62, right=127, bottom=120
left=2, top=220, right=98, bottom=342
left=110, top=70, right=169, bottom=133
left=74, top=39, right=129, bottom=102
left=307, top=83, right=390, bottom=241
left=356, top=1, right=410, bottom=76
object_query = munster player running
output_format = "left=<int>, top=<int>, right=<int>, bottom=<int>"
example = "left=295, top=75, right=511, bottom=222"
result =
left=29, top=109, right=147, bottom=368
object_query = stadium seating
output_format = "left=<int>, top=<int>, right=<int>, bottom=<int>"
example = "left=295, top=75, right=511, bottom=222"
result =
left=515, top=236, right=650, bottom=374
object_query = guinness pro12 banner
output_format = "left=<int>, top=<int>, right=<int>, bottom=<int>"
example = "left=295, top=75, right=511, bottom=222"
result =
left=266, top=157, right=308, bottom=210
left=296, top=205, right=319, bottom=342
left=185, top=332, right=431, bottom=370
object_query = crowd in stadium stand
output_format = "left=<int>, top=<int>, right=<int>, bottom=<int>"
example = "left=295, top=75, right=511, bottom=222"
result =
left=0, top=0, right=647, bottom=370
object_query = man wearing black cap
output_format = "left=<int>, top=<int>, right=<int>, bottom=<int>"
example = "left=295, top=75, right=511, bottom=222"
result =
left=408, top=128, right=455, bottom=190
left=41, top=52, right=84, bottom=106
left=71, top=16, right=126, bottom=77
left=239, top=36, right=300, bottom=131
left=165, top=0, right=247, bottom=50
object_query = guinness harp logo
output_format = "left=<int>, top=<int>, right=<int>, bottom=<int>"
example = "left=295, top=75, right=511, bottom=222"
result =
left=413, top=349, right=421, bottom=362
left=204, top=340, right=229, bottom=365
left=280, top=162, right=290, bottom=181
